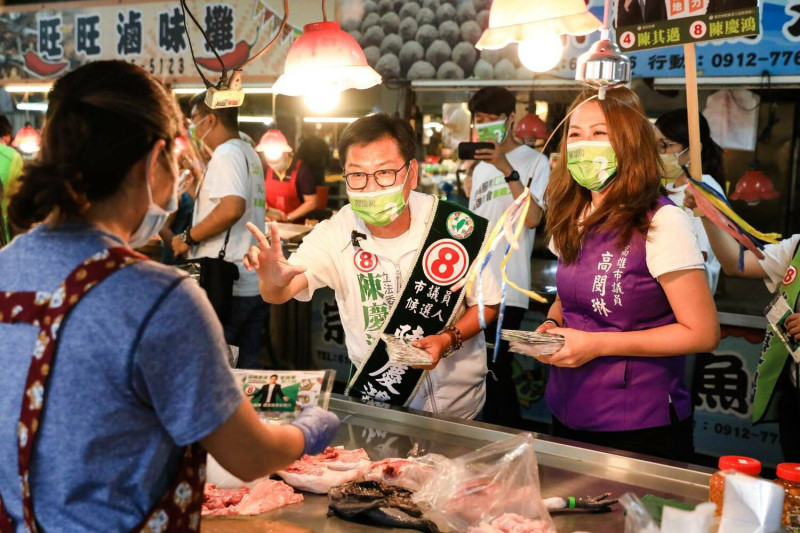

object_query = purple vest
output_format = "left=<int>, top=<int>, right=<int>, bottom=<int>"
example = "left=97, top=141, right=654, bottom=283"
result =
left=545, top=197, right=691, bottom=432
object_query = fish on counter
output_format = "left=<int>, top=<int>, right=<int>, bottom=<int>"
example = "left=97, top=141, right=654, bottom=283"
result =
left=202, top=479, right=303, bottom=517
left=276, top=446, right=372, bottom=494
left=328, top=480, right=441, bottom=533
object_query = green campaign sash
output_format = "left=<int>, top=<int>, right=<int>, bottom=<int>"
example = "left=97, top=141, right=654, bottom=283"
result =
left=752, top=242, right=800, bottom=423
left=345, top=196, right=488, bottom=407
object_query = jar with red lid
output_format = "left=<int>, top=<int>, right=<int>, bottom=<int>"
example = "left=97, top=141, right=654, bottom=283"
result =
left=709, top=455, right=762, bottom=516
left=776, top=463, right=800, bottom=530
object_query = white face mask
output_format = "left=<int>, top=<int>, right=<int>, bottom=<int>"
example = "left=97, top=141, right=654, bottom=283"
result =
left=129, top=149, right=178, bottom=248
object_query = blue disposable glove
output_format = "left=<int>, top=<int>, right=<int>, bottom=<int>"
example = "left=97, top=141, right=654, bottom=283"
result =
left=288, top=405, right=340, bottom=456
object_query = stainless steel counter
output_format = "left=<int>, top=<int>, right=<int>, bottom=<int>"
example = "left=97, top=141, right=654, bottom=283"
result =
left=204, top=395, right=714, bottom=532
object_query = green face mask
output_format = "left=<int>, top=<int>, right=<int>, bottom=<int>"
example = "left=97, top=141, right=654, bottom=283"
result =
left=347, top=170, right=410, bottom=227
left=475, top=117, right=508, bottom=143
left=566, top=141, right=618, bottom=192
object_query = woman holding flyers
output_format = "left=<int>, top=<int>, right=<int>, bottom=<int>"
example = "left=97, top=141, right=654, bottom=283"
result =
left=0, top=61, right=338, bottom=532
left=535, top=88, right=719, bottom=460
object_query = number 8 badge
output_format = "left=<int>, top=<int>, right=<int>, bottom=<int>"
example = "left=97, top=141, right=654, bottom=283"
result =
left=423, top=239, right=469, bottom=286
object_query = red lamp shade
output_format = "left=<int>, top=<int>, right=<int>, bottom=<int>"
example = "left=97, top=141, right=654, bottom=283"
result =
left=272, top=22, right=381, bottom=97
left=12, top=125, right=41, bottom=155
left=514, top=113, right=549, bottom=141
left=730, top=166, right=780, bottom=205
left=255, top=130, right=292, bottom=161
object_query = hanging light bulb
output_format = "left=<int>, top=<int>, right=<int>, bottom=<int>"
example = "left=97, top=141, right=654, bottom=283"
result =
left=303, top=89, right=341, bottom=114
left=518, top=34, right=563, bottom=73
left=476, top=0, right=601, bottom=51
left=12, top=124, right=41, bottom=155
left=256, top=130, right=292, bottom=162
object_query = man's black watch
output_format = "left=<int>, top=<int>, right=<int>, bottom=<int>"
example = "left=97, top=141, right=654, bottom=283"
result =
left=504, top=170, right=520, bottom=183
left=181, top=228, right=200, bottom=246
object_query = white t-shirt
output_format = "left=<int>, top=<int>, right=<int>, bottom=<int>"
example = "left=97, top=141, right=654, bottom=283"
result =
left=549, top=203, right=705, bottom=279
left=664, top=174, right=725, bottom=292
left=190, top=139, right=266, bottom=297
left=759, top=234, right=800, bottom=293
left=288, top=191, right=502, bottom=418
left=468, top=145, right=550, bottom=309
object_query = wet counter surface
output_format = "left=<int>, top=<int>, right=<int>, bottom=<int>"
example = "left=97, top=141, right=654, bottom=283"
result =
left=203, top=395, right=713, bottom=532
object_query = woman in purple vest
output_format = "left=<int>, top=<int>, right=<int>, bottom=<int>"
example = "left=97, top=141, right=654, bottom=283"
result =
left=535, top=88, right=720, bottom=461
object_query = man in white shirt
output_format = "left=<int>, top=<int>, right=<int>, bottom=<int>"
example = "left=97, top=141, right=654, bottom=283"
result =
left=172, top=93, right=267, bottom=369
left=467, top=87, right=550, bottom=428
left=244, top=114, right=502, bottom=419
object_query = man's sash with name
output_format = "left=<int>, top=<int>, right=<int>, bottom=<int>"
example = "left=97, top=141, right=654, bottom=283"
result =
left=345, top=196, right=488, bottom=407
left=752, top=241, right=800, bottom=423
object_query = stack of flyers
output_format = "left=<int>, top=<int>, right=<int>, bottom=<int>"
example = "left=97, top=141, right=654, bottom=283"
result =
left=381, top=334, right=434, bottom=366
left=501, top=329, right=565, bottom=358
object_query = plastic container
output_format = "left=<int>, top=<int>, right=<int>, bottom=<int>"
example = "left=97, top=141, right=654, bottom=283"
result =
left=709, top=455, right=762, bottom=516
left=776, top=463, right=800, bottom=530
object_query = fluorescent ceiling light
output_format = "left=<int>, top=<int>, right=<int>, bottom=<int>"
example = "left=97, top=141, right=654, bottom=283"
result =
left=16, top=102, right=48, bottom=112
left=238, top=116, right=274, bottom=125
left=302, top=117, right=357, bottom=124
left=4, top=84, right=52, bottom=93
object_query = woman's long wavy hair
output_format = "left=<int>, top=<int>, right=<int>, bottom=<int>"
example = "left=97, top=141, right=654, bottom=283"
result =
left=9, top=60, right=181, bottom=229
left=545, top=88, right=664, bottom=264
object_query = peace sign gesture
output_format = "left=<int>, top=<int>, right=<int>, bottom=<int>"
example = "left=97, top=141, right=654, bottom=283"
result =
left=244, top=222, right=308, bottom=302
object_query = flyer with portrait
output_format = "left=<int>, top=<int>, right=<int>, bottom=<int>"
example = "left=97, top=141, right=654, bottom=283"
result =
left=764, top=293, right=800, bottom=363
left=232, top=369, right=336, bottom=421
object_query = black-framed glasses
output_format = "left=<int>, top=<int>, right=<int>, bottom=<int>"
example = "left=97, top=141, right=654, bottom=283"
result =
left=343, top=162, right=409, bottom=190
left=657, top=139, right=680, bottom=154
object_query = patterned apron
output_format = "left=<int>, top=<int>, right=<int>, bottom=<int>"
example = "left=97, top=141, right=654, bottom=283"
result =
left=0, top=247, right=206, bottom=533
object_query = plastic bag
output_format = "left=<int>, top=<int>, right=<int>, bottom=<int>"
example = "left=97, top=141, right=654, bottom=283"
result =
left=412, top=433, right=555, bottom=532
left=620, top=493, right=716, bottom=533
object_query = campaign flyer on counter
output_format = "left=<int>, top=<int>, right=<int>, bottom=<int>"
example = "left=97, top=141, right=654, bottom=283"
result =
left=233, top=369, right=336, bottom=421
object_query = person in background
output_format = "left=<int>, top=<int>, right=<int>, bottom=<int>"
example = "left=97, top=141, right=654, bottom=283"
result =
left=244, top=113, right=502, bottom=419
left=467, top=87, right=550, bottom=429
left=655, top=109, right=727, bottom=293
left=684, top=189, right=800, bottom=462
left=296, top=135, right=332, bottom=187
left=257, top=131, right=318, bottom=224
left=172, top=93, right=268, bottom=369
left=536, top=88, right=719, bottom=460
left=0, top=60, right=338, bottom=532
left=159, top=134, right=202, bottom=265
left=0, top=114, right=23, bottom=246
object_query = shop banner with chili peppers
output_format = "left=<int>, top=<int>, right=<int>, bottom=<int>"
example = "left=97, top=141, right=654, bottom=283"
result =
left=0, top=0, right=302, bottom=83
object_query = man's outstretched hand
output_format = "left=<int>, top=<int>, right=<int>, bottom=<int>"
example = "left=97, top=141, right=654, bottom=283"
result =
left=243, top=222, right=307, bottom=288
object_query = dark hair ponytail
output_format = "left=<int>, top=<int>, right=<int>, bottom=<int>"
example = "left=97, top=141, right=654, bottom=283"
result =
left=655, top=108, right=725, bottom=183
left=9, top=60, right=181, bottom=229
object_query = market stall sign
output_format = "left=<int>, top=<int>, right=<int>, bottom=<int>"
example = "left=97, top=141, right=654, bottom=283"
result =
left=0, top=0, right=302, bottom=83
left=550, top=0, right=799, bottom=78
left=615, top=0, right=760, bottom=52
